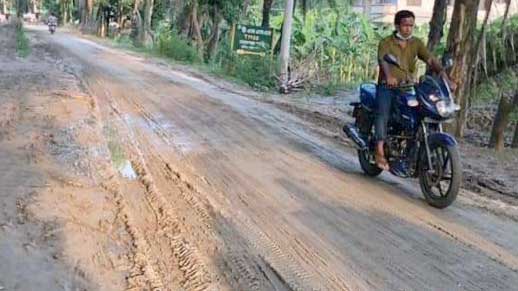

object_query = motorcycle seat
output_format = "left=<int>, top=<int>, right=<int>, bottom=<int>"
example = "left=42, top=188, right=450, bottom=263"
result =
left=359, top=83, right=377, bottom=111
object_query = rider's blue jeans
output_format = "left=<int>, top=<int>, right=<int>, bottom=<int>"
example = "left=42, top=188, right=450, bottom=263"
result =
left=375, top=85, right=398, bottom=142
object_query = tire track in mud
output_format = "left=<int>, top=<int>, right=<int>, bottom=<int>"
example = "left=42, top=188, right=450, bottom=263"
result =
left=81, top=78, right=165, bottom=291
left=96, top=76, right=311, bottom=291
left=113, top=79, right=357, bottom=291
left=123, top=96, right=351, bottom=290
left=117, top=94, right=287, bottom=291
left=101, top=91, right=216, bottom=291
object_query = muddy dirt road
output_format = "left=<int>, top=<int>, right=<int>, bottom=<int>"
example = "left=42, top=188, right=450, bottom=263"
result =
left=2, top=25, right=518, bottom=291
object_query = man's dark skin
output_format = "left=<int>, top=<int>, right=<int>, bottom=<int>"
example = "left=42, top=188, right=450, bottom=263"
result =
left=375, top=14, right=455, bottom=171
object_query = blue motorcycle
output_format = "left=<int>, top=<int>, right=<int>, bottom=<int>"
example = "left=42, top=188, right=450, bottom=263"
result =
left=344, top=54, right=461, bottom=208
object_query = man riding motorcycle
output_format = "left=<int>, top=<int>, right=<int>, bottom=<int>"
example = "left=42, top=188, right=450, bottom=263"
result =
left=47, top=13, right=58, bottom=34
left=375, top=10, right=455, bottom=171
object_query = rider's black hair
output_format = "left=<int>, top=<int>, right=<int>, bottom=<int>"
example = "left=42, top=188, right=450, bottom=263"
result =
left=394, top=10, right=415, bottom=25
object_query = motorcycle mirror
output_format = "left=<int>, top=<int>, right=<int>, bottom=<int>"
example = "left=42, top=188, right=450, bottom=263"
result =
left=442, top=53, right=454, bottom=69
left=383, top=54, right=400, bottom=68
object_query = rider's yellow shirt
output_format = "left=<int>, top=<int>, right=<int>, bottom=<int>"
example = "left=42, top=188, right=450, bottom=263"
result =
left=377, top=34, right=432, bottom=84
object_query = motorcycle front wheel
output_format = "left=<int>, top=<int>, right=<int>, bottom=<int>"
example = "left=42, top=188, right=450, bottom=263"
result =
left=418, top=143, right=461, bottom=208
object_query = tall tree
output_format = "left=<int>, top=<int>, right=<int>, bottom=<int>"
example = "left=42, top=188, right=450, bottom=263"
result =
left=512, top=121, right=518, bottom=148
left=469, top=0, right=493, bottom=106
left=500, top=0, right=512, bottom=67
left=279, top=0, right=294, bottom=93
left=489, top=91, right=518, bottom=151
left=141, top=0, right=154, bottom=44
left=261, top=0, right=273, bottom=28
left=427, top=0, right=448, bottom=53
left=207, top=3, right=222, bottom=59
left=444, top=0, right=481, bottom=138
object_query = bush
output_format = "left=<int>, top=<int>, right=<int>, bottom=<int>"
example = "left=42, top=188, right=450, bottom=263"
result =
left=156, top=26, right=201, bottom=63
left=211, top=41, right=278, bottom=90
left=114, top=35, right=133, bottom=48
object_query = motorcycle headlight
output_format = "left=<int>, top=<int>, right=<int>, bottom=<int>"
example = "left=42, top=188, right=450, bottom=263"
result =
left=407, top=99, right=419, bottom=107
left=428, top=94, right=440, bottom=102
left=436, top=101, right=454, bottom=117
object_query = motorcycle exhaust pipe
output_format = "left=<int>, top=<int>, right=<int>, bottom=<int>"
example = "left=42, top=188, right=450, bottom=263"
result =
left=343, top=124, right=367, bottom=150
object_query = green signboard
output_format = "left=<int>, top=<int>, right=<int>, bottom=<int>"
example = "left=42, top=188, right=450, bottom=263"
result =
left=232, top=24, right=274, bottom=56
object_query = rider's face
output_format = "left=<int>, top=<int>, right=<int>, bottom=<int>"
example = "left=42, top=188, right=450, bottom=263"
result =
left=397, top=17, right=415, bottom=38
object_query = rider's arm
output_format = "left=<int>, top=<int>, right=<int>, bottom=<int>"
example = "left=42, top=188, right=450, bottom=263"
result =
left=378, top=40, right=398, bottom=86
left=418, top=39, right=457, bottom=90
left=417, top=38, right=442, bottom=73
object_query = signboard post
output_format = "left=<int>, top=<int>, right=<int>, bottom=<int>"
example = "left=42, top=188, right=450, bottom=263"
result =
left=232, top=24, right=274, bottom=56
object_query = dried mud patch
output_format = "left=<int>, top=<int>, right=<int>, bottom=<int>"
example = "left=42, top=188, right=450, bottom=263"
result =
left=0, top=24, right=133, bottom=290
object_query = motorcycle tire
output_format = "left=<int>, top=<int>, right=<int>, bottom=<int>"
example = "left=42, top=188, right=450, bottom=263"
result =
left=419, top=143, right=461, bottom=209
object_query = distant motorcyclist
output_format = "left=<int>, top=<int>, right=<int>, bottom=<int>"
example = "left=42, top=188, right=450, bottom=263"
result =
left=375, top=10, right=454, bottom=171
left=47, top=13, right=58, bottom=34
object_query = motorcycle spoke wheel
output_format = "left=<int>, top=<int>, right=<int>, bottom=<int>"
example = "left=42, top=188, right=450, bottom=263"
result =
left=425, top=147, right=452, bottom=198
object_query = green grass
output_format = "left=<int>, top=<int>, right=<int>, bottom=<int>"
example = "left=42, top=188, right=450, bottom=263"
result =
left=16, top=26, right=31, bottom=58
left=103, top=126, right=126, bottom=168
left=473, top=67, right=518, bottom=105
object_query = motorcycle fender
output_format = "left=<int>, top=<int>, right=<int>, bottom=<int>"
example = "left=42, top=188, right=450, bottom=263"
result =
left=427, top=132, right=457, bottom=147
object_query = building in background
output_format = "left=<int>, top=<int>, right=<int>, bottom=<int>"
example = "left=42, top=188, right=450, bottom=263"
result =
left=353, top=0, right=518, bottom=25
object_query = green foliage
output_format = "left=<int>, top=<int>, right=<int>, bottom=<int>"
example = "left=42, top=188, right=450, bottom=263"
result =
left=474, top=14, right=518, bottom=79
left=42, top=0, right=60, bottom=16
left=211, top=38, right=277, bottom=89
left=271, top=9, right=387, bottom=88
left=16, top=26, right=31, bottom=58
left=151, top=0, right=166, bottom=29
left=156, top=23, right=201, bottom=63
left=114, top=34, right=134, bottom=47
left=201, top=0, right=243, bottom=23
left=473, top=67, right=518, bottom=105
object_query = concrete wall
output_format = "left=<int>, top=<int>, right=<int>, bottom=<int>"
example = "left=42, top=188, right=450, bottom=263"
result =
left=353, top=0, right=518, bottom=25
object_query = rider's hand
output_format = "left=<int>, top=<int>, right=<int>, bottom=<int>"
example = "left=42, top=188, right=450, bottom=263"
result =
left=449, top=80, right=457, bottom=92
left=386, top=75, right=398, bottom=88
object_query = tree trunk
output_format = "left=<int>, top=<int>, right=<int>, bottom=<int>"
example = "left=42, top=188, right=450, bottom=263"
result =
left=301, top=0, right=308, bottom=19
left=490, top=92, right=518, bottom=151
left=117, top=0, right=123, bottom=28
left=139, top=0, right=154, bottom=45
left=262, top=0, right=273, bottom=28
left=79, top=0, right=86, bottom=25
left=190, top=1, right=204, bottom=58
left=84, top=0, right=93, bottom=29
left=97, top=5, right=106, bottom=37
left=16, top=0, right=23, bottom=18
left=468, top=0, right=493, bottom=107
left=444, top=0, right=481, bottom=138
left=207, top=5, right=222, bottom=60
left=500, top=0, right=511, bottom=66
left=512, top=122, right=518, bottom=148
left=427, top=0, right=448, bottom=53
left=60, top=0, right=69, bottom=24
left=242, top=0, right=251, bottom=18
left=279, top=0, right=294, bottom=93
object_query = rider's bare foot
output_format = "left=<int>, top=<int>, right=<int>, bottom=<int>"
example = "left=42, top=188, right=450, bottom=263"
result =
left=375, top=153, right=390, bottom=171
left=375, top=141, right=390, bottom=171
